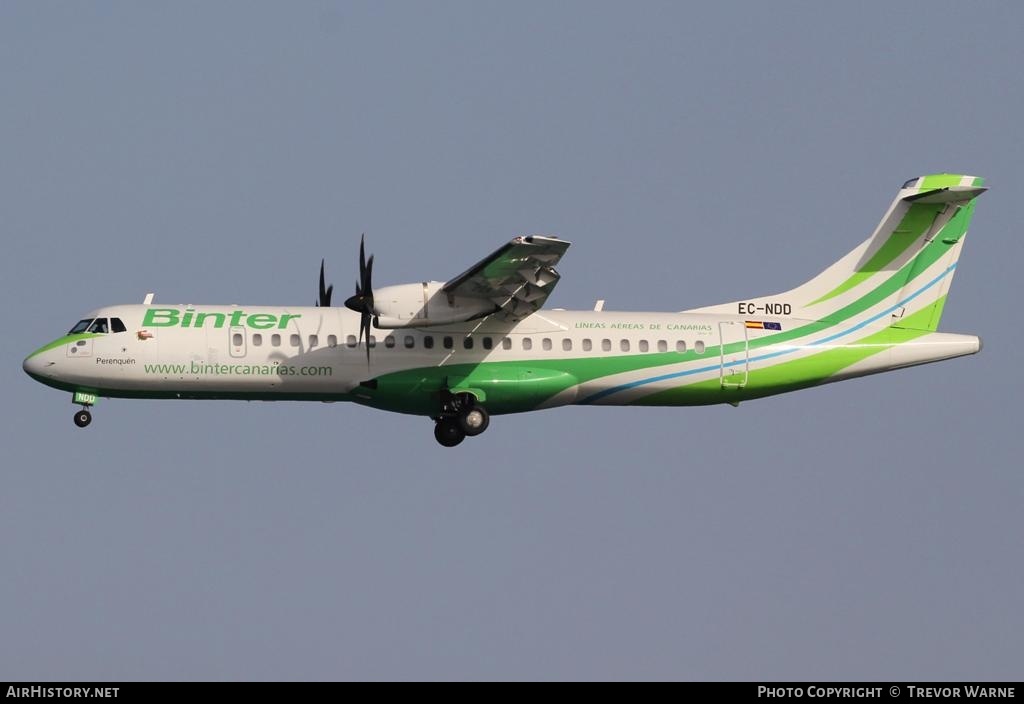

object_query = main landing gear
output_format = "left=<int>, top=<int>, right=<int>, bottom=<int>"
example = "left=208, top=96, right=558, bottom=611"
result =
left=73, top=408, right=92, bottom=428
left=432, top=392, right=491, bottom=447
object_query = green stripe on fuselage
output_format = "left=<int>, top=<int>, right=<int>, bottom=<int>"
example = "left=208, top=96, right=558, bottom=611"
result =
left=633, top=313, right=935, bottom=407
left=26, top=333, right=101, bottom=360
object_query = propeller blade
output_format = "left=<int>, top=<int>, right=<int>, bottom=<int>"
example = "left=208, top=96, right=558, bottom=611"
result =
left=343, top=235, right=376, bottom=368
left=317, top=259, right=333, bottom=307
left=363, top=254, right=374, bottom=308
left=361, top=312, right=372, bottom=366
left=359, top=235, right=367, bottom=283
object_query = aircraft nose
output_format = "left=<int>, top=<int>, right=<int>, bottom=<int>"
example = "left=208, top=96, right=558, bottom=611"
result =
left=23, top=351, right=51, bottom=379
left=23, top=353, right=40, bottom=377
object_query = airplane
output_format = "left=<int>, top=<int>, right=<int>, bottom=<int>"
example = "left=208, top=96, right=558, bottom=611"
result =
left=23, top=173, right=985, bottom=447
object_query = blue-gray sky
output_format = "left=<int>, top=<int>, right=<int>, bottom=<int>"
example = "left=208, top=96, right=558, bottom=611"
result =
left=2, top=1, right=1022, bottom=680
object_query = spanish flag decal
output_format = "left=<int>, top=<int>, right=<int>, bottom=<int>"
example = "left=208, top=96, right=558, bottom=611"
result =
left=745, top=321, right=782, bottom=331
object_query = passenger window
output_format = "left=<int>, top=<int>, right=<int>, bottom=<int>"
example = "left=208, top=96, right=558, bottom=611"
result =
left=424, top=336, right=434, bottom=349
left=676, top=340, right=687, bottom=353
left=385, top=336, right=395, bottom=348
left=443, top=336, right=453, bottom=349
left=346, top=335, right=357, bottom=348
left=233, top=333, right=243, bottom=347
left=309, top=335, right=318, bottom=348
left=252, top=333, right=263, bottom=347
left=582, top=339, right=592, bottom=352
left=639, top=340, right=649, bottom=353
left=111, top=318, right=127, bottom=333
left=542, top=338, right=552, bottom=351
left=620, top=339, right=630, bottom=352
left=502, top=338, right=512, bottom=350
left=482, top=337, right=493, bottom=350
left=601, top=339, right=611, bottom=352
left=562, top=338, right=572, bottom=351
left=404, top=335, right=415, bottom=349
left=464, top=337, right=473, bottom=350
left=272, top=334, right=281, bottom=347
left=88, top=319, right=109, bottom=334
left=657, top=340, right=668, bottom=352
left=368, top=336, right=377, bottom=348
left=522, top=338, right=533, bottom=351
left=290, top=334, right=300, bottom=347
left=695, top=341, right=705, bottom=354
left=327, top=335, right=337, bottom=347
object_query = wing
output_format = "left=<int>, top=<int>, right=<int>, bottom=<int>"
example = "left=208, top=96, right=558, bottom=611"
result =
left=443, top=235, right=571, bottom=319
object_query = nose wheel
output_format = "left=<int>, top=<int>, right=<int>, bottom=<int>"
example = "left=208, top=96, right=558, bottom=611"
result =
left=73, top=409, right=92, bottom=428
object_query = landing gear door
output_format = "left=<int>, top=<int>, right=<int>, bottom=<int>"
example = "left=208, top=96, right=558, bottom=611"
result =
left=718, top=321, right=749, bottom=389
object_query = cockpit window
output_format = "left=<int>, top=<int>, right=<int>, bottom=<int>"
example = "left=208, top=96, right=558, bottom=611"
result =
left=111, top=318, right=127, bottom=333
left=88, top=318, right=109, bottom=334
left=69, top=319, right=94, bottom=334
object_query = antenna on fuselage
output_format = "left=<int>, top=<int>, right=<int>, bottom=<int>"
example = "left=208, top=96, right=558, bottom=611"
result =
left=143, top=293, right=155, bottom=306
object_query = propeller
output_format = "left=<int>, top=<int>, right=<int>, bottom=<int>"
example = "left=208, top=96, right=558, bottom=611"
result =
left=316, top=259, right=333, bottom=307
left=343, top=235, right=375, bottom=365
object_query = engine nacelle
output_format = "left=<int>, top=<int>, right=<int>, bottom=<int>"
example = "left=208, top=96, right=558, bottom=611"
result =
left=372, top=281, right=497, bottom=328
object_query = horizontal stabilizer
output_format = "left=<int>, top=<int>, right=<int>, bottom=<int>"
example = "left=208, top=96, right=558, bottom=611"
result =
left=904, top=185, right=987, bottom=204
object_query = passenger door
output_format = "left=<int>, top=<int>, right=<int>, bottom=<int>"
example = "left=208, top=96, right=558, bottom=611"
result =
left=718, top=321, right=749, bottom=389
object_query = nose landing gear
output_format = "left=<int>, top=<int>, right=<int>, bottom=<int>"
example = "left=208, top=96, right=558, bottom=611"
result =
left=73, top=408, right=92, bottom=428
left=433, top=391, right=491, bottom=447
left=70, top=391, right=97, bottom=428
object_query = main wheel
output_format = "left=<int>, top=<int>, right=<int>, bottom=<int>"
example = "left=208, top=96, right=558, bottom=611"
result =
left=73, top=409, right=92, bottom=428
left=458, top=405, right=490, bottom=437
left=434, top=418, right=465, bottom=447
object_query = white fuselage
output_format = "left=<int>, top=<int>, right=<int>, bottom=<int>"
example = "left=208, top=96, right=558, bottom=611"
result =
left=24, top=303, right=980, bottom=414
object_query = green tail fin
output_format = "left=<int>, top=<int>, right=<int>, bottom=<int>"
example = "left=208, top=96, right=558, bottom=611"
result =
left=685, top=174, right=986, bottom=333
